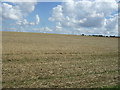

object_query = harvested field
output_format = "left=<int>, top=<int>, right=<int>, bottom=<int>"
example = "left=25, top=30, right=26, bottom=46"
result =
left=2, top=31, right=118, bottom=88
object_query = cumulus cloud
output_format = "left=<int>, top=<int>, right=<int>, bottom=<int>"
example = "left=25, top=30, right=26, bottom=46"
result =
left=14, top=2, right=37, bottom=16
left=105, top=14, right=118, bottom=35
left=48, top=5, right=64, bottom=21
left=33, top=27, right=52, bottom=33
left=1, top=2, right=37, bottom=23
left=2, top=3, right=22, bottom=20
left=35, top=14, right=40, bottom=25
left=1, top=1, right=40, bottom=32
left=49, top=0, right=118, bottom=36
left=2, top=0, right=37, bottom=2
left=16, top=14, right=40, bottom=26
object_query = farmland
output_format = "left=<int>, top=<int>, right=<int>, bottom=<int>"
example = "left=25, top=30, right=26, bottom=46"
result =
left=2, top=31, right=118, bottom=88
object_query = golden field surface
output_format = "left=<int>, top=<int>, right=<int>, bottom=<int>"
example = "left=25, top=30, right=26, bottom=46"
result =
left=2, top=31, right=119, bottom=88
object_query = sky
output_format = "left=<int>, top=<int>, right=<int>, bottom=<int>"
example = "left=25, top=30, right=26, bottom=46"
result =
left=1, top=0, right=119, bottom=36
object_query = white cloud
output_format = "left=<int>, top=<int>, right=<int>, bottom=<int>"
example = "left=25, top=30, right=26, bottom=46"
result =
left=2, top=1, right=40, bottom=32
left=48, top=5, right=64, bottom=21
left=2, top=0, right=38, bottom=3
left=105, top=14, right=118, bottom=35
left=33, top=27, right=52, bottom=33
left=2, top=3, right=22, bottom=20
left=16, top=14, right=40, bottom=26
left=14, top=2, right=37, bottom=16
left=2, top=2, right=37, bottom=22
left=2, top=0, right=118, bottom=36
left=49, top=0, right=118, bottom=36
left=35, top=14, right=40, bottom=24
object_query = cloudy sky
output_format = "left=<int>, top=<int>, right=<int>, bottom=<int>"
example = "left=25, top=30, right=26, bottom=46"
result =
left=1, top=0, right=119, bottom=36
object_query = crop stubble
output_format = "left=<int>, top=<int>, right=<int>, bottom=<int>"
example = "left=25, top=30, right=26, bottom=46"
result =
left=2, top=31, right=119, bottom=88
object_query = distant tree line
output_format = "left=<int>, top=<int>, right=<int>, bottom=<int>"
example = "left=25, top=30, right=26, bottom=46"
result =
left=81, top=34, right=119, bottom=38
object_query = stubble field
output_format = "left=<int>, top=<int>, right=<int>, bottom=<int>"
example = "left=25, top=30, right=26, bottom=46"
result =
left=2, top=31, right=119, bottom=88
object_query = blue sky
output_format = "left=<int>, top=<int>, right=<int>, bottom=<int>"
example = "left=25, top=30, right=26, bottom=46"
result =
left=26, top=2, right=61, bottom=28
left=1, top=0, right=119, bottom=36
